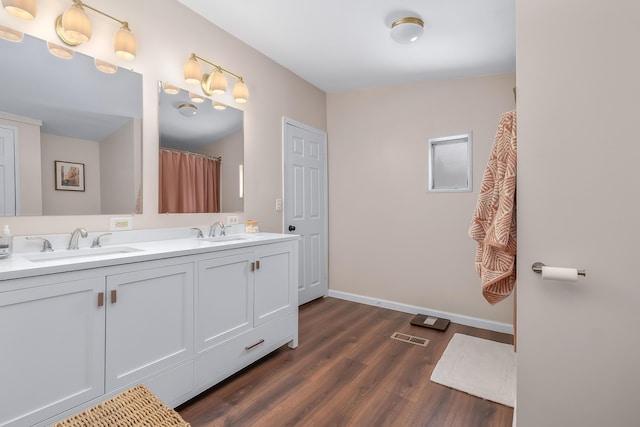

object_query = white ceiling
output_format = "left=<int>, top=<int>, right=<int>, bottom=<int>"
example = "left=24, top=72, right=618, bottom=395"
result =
left=178, top=0, right=516, bottom=93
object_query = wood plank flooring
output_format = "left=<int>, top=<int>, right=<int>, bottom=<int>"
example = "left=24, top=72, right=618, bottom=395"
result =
left=177, top=297, right=514, bottom=427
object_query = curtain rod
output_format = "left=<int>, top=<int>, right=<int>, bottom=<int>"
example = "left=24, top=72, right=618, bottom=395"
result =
left=160, top=147, right=221, bottom=161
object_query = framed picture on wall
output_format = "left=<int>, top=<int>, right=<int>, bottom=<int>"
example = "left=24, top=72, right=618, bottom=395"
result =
left=55, top=160, right=85, bottom=192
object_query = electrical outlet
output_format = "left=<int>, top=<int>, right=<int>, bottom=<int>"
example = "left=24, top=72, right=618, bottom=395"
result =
left=227, top=215, right=239, bottom=225
left=110, top=217, right=133, bottom=231
left=275, top=198, right=282, bottom=212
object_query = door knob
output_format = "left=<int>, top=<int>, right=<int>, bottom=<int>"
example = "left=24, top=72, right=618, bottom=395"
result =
left=288, top=225, right=296, bottom=232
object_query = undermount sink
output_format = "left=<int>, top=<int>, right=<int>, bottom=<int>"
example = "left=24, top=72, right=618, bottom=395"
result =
left=24, top=246, right=143, bottom=263
left=202, top=235, right=251, bottom=243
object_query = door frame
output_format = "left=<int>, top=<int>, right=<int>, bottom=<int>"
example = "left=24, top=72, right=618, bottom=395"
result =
left=282, top=117, right=329, bottom=302
left=0, top=124, right=19, bottom=216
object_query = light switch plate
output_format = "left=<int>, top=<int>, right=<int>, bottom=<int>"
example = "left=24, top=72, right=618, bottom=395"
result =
left=227, top=215, right=239, bottom=225
left=110, top=217, right=133, bottom=231
left=275, top=198, right=282, bottom=211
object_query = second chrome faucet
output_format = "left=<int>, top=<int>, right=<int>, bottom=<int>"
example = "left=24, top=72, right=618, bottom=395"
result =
left=68, top=227, right=88, bottom=250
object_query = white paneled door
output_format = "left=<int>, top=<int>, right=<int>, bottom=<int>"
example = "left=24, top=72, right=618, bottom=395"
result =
left=0, top=126, right=16, bottom=216
left=284, top=118, right=327, bottom=305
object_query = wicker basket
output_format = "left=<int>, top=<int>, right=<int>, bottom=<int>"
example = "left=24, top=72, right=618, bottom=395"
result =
left=52, top=384, right=190, bottom=427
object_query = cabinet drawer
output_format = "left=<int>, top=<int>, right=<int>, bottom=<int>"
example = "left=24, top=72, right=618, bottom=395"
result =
left=195, top=313, right=295, bottom=389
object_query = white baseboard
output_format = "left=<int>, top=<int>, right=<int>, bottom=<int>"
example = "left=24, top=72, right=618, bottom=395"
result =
left=327, top=290, right=514, bottom=335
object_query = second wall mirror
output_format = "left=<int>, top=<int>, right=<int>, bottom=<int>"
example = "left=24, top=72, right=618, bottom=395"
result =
left=158, top=82, right=244, bottom=214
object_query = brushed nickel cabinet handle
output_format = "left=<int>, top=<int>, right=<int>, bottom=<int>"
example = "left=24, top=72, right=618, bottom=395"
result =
left=244, top=339, right=265, bottom=350
left=97, top=292, right=104, bottom=307
left=256, top=260, right=260, bottom=270
left=250, top=262, right=255, bottom=272
left=110, top=289, right=117, bottom=304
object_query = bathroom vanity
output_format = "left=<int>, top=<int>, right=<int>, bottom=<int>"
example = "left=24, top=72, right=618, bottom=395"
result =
left=0, top=230, right=299, bottom=427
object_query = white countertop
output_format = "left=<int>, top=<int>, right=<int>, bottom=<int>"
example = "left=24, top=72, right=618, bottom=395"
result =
left=0, top=231, right=299, bottom=281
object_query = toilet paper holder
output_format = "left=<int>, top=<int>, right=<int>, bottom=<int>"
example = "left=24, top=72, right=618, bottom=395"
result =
left=531, top=262, right=586, bottom=277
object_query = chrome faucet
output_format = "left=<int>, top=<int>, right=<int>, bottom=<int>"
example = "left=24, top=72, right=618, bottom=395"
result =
left=209, top=221, right=226, bottom=237
left=26, top=236, right=54, bottom=252
left=68, top=227, right=88, bottom=250
left=191, top=227, right=204, bottom=238
left=91, top=233, right=112, bottom=248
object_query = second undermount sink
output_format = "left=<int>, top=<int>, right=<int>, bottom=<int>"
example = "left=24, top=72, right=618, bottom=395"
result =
left=202, top=235, right=251, bottom=244
left=24, top=246, right=143, bottom=263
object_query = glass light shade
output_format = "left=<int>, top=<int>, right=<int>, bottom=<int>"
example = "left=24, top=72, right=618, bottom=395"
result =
left=62, top=4, right=92, bottom=43
left=2, top=0, right=37, bottom=20
left=210, top=68, right=227, bottom=94
left=233, top=79, right=249, bottom=103
left=0, top=25, right=23, bottom=41
left=212, top=101, right=227, bottom=110
left=95, top=59, right=117, bottom=73
left=184, top=55, right=202, bottom=85
left=162, top=82, right=179, bottom=94
left=390, top=17, right=424, bottom=44
left=189, top=92, right=205, bottom=103
left=48, top=42, right=74, bottom=59
left=114, top=25, right=136, bottom=60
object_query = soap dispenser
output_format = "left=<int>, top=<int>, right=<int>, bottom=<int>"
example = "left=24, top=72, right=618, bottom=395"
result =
left=0, top=224, right=12, bottom=258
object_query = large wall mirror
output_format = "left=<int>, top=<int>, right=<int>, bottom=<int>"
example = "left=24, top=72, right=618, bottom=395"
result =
left=0, top=32, right=143, bottom=216
left=158, top=82, right=244, bottom=213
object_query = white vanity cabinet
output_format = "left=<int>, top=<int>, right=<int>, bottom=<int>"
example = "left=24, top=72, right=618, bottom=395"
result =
left=194, top=241, right=298, bottom=390
left=0, top=233, right=298, bottom=427
left=104, top=261, right=194, bottom=399
left=0, top=272, right=106, bottom=427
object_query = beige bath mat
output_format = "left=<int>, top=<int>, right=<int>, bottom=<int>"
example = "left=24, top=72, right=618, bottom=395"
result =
left=430, top=333, right=516, bottom=407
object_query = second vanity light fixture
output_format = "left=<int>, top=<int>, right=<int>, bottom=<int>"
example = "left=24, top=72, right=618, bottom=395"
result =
left=184, top=53, right=249, bottom=103
left=55, top=0, right=136, bottom=60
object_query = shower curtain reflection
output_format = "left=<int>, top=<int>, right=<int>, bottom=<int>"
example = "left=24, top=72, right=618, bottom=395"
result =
left=159, top=148, right=220, bottom=213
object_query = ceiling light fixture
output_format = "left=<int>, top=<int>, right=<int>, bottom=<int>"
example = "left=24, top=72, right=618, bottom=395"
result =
left=0, top=24, right=23, bottom=41
left=390, top=16, right=424, bottom=44
left=1, top=0, right=36, bottom=20
left=55, top=0, right=136, bottom=60
left=178, top=103, right=198, bottom=117
left=184, top=53, right=249, bottom=103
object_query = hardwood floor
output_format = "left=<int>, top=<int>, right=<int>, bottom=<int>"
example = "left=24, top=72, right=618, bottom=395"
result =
left=177, top=297, right=514, bottom=427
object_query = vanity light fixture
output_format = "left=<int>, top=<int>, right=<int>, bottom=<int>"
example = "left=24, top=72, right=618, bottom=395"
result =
left=1, top=0, right=37, bottom=20
left=184, top=53, right=249, bottom=103
left=0, top=24, right=23, bottom=41
left=390, top=16, right=424, bottom=44
left=56, top=0, right=136, bottom=60
left=212, top=101, right=227, bottom=111
left=189, top=92, right=205, bottom=103
left=47, top=41, right=75, bottom=59
left=162, top=82, right=180, bottom=95
left=95, top=59, right=117, bottom=73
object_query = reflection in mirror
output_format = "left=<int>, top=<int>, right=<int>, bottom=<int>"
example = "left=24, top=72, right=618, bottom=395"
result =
left=158, top=81, right=244, bottom=214
left=0, top=31, right=143, bottom=216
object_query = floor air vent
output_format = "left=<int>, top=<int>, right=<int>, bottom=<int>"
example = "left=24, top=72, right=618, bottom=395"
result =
left=390, top=332, right=429, bottom=347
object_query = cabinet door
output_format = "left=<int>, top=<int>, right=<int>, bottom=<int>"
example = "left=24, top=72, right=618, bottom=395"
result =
left=196, top=252, right=253, bottom=353
left=0, top=276, right=105, bottom=427
left=105, top=262, right=193, bottom=392
left=254, top=242, right=297, bottom=326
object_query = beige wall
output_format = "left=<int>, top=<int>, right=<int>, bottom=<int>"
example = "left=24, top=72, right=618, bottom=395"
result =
left=0, top=0, right=326, bottom=234
left=41, top=133, right=101, bottom=215
left=198, top=131, right=244, bottom=213
left=327, top=73, right=516, bottom=323
left=100, top=119, right=136, bottom=215
left=516, top=1, right=640, bottom=425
